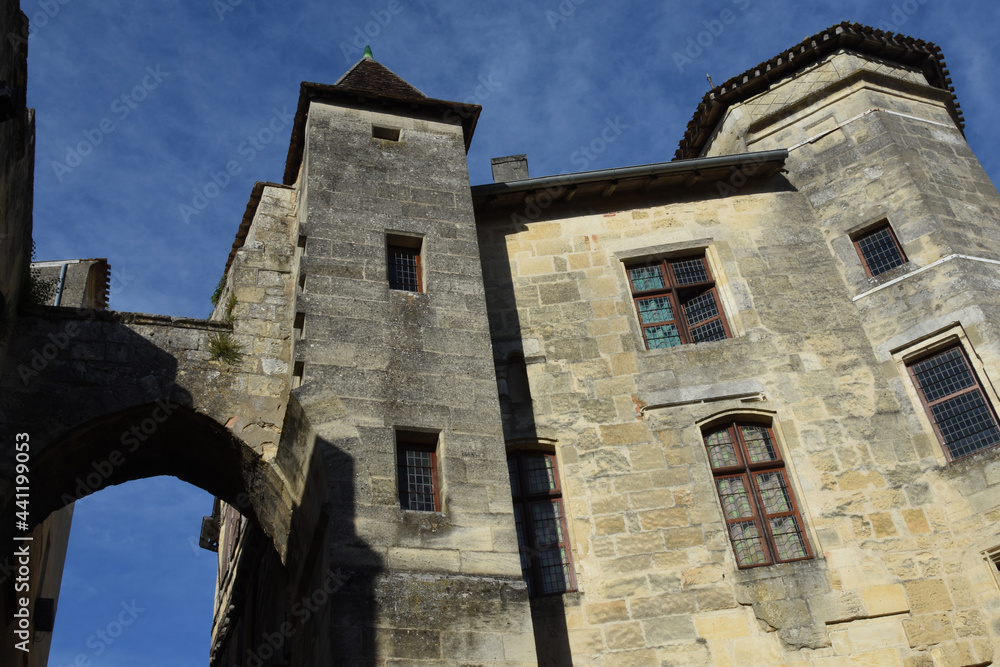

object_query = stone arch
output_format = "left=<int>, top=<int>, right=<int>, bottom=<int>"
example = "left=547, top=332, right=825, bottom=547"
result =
left=1, top=403, right=293, bottom=562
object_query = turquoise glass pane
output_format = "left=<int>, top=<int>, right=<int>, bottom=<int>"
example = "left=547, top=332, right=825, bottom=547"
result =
left=637, top=296, right=673, bottom=324
left=645, top=324, right=680, bottom=349
left=628, top=265, right=665, bottom=291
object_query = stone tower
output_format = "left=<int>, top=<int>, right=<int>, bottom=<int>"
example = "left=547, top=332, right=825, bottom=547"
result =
left=206, top=52, right=537, bottom=665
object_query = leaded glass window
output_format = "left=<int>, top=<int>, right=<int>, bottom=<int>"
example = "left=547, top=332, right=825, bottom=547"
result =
left=908, top=345, right=1000, bottom=460
left=853, top=224, right=906, bottom=277
left=626, top=254, right=729, bottom=349
left=387, top=234, right=424, bottom=292
left=703, top=421, right=811, bottom=568
left=507, top=451, right=575, bottom=595
left=397, top=437, right=439, bottom=512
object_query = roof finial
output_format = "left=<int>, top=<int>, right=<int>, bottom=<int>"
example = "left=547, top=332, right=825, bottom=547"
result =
left=362, top=45, right=374, bottom=60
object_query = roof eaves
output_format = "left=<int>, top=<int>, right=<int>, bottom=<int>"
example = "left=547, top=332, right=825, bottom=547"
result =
left=471, top=149, right=787, bottom=204
left=674, top=22, right=962, bottom=160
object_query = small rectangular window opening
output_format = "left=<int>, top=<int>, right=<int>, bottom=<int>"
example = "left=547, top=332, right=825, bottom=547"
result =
left=387, top=233, right=423, bottom=293
left=396, top=430, right=440, bottom=512
left=853, top=223, right=906, bottom=278
left=293, top=312, right=305, bottom=340
left=372, top=125, right=400, bottom=141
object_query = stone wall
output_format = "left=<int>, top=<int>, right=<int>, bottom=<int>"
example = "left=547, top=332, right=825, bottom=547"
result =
left=288, top=99, right=535, bottom=664
left=0, top=2, right=33, bottom=373
left=472, top=50, right=1000, bottom=665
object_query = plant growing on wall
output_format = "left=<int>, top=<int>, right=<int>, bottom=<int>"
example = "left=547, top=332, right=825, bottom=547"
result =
left=21, top=241, right=56, bottom=308
left=209, top=332, right=244, bottom=365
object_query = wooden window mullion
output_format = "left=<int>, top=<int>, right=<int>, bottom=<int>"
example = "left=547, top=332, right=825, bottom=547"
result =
left=708, top=422, right=811, bottom=568
left=735, top=429, right=775, bottom=564
left=908, top=346, right=1000, bottom=460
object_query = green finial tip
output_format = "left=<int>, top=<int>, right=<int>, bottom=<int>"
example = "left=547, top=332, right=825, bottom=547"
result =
left=362, top=45, right=373, bottom=60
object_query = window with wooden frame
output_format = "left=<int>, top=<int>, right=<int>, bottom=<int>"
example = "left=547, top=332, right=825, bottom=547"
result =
left=703, top=421, right=811, bottom=568
left=507, top=451, right=575, bottom=595
left=626, top=254, right=729, bottom=349
left=984, top=546, right=1000, bottom=590
left=387, top=234, right=423, bottom=292
left=907, top=345, right=1000, bottom=460
left=853, top=224, right=906, bottom=278
left=396, top=433, right=440, bottom=512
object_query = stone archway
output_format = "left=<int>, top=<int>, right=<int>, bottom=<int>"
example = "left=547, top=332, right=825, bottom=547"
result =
left=0, top=307, right=298, bottom=557
left=20, top=403, right=291, bottom=554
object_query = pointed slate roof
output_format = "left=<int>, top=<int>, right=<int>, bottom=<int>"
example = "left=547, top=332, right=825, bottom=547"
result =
left=333, top=56, right=428, bottom=102
left=674, top=22, right=962, bottom=160
left=282, top=55, right=481, bottom=184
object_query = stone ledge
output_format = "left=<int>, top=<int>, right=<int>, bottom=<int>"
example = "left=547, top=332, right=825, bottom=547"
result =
left=639, top=378, right=766, bottom=409
left=22, top=305, right=233, bottom=331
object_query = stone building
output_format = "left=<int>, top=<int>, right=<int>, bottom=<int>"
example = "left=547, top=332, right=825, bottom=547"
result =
left=4, top=15, right=1000, bottom=667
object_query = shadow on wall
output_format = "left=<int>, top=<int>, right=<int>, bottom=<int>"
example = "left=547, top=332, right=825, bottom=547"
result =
left=477, top=225, right=574, bottom=667
left=210, top=394, right=383, bottom=665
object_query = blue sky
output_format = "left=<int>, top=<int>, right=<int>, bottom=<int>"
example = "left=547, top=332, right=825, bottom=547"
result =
left=27, top=1, right=1000, bottom=664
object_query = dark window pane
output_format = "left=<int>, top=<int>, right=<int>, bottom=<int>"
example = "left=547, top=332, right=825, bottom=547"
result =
left=690, top=319, right=726, bottom=343
left=682, top=290, right=720, bottom=326
left=912, top=348, right=975, bottom=402
left=401, top=449, right=435, bottom=511
left=671, top=257, right=709, bottom=285
left=538, top=547, right=572, bottom=594
left=857, top=227, right=905, bottom=276
left=388, top=247, right=420, bottom=291
left=628, top=265, right=665, bottom=291
left=531, top=501, right=565, bottom=547
left=931, top=391, right=1000, bottom=458
left=524, top=455, right=556, bottom=494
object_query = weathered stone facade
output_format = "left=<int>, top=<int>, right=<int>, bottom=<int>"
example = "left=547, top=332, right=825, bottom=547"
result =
left=4, top=18, right=1000, bottom=667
